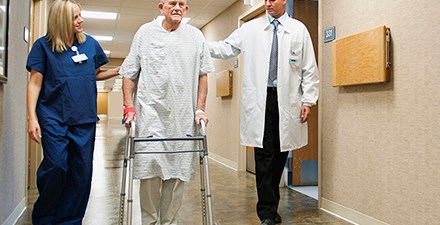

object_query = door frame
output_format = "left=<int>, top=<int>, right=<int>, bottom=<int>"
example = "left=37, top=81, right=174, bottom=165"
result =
left=28, top=0, right=52, bottom=189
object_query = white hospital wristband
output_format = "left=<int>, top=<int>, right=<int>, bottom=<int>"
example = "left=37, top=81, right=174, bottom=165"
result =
left=195, top=109, right=205, bottom=115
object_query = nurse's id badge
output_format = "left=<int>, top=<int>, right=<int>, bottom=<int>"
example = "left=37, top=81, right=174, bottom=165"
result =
left=71, top=46, right=88, bottom=63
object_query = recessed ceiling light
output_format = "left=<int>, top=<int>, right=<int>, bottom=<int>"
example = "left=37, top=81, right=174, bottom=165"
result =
left=104, top=50, right=111, bottom=55
left=82, top=10, right=117, bottom=20
left=92, top=35, right=113, bottom=41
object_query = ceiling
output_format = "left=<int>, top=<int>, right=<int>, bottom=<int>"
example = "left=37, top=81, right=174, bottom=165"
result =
left=77, top=0, right=239, bottom=59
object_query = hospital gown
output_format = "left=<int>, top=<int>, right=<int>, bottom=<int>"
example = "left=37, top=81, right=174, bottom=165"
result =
left=120, top=18, right=214, bottom=181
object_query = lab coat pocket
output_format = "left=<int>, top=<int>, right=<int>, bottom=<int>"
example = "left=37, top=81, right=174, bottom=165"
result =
left=289, top=41, right=303, bottom=69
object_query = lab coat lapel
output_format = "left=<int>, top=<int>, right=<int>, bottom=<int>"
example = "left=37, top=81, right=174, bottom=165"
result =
left=261, top=20, right=272, bottom=65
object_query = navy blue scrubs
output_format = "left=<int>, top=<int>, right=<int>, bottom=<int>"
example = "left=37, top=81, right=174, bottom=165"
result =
left=26, top=34, right=108, bottom=225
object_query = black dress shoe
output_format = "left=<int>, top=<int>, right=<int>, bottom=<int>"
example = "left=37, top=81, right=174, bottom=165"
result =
left=261, top=218, right=276, bottom=225
left=275, top=213, right=282, bottom=223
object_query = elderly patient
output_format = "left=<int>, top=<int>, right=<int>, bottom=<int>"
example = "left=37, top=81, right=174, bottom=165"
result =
left=119, top=0, right=214, bottom=224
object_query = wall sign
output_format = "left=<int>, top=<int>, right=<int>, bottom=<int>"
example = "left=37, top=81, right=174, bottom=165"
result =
left=324, top=26, right=336, bottom=43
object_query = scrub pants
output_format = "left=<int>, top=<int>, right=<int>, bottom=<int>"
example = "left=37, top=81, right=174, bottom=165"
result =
left=254, top=88, right=289, bottom=221
left=32, top=121, right=96, bottom=225
left=140, top=177, right=185, bottom=225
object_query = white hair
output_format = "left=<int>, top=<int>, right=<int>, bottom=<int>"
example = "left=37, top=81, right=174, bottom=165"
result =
left=159, top=0, right=188, bottom=3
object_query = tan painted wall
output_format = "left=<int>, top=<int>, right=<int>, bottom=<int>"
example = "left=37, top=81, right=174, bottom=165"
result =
left=320, top=1, right=440, bottom=224
left=108, top=91, right=122, bottom=119
left=106, top=57, right=124, bottom=68
left=101, top=58, right=123, bottom=119
left=202, top=0, right=263, bottom=170
left=0, top=0, right=31, bottom=223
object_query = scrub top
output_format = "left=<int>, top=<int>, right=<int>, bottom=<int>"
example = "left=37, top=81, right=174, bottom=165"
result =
left=26, top=34, right=108, bottom=126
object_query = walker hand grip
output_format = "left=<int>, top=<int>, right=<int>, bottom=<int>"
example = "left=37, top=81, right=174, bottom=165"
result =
left=129, top=121, right=136, bottom=137
left=199, top=119, right=206, bottom=136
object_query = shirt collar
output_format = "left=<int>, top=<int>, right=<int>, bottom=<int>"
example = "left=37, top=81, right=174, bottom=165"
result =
left=267, top=12, right=288, bottom=28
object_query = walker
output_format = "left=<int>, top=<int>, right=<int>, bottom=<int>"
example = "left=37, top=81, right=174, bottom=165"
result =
left=119, top=120, right=215, bottom=225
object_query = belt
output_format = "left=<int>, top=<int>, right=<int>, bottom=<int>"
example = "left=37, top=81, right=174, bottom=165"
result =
left=267, top=86, right=277, bottom=91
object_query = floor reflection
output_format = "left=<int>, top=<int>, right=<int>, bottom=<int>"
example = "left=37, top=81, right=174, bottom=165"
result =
left=16, top=118, right=351, bottom=225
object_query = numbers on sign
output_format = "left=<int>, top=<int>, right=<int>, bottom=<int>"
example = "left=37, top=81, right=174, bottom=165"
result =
left=325, top=29, right=333, bottom=38
left=324, top=27, right=335, bottom=43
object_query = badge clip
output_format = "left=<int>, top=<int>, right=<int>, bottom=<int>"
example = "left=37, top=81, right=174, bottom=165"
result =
left=71, top=46, right=88, bottom=63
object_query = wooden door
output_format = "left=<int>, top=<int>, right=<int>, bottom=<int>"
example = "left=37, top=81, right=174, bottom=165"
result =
left=290, top=0, right=319, bottom=186
left=97, top=92, right=109, bottom=115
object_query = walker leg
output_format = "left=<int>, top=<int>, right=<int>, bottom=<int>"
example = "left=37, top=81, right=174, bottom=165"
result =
left=200, top=135, right=214, bottom=225
left=119, top=158, right=128, bottom=224
left=126, top=137, right=135, bottom=225
left=199, top=151, right=208, bottom=225
left=203, top=155, right=214, bottom=225
left=119, top=131, right=132, bottom=224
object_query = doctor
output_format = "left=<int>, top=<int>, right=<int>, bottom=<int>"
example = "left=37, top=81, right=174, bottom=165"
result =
left=26, top=0, right=120, bottom=224
left=209, top=0, right=319, bottom=224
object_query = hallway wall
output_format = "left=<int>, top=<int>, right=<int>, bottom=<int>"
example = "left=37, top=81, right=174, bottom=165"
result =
left=105, top=58, right=124, bottom=119
left=0, top=0, right=31, bottom=224
left=320, top=1, right=440, bottom=224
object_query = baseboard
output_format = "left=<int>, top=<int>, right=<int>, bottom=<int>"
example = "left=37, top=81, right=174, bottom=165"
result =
left=207, top=152, right=237, bottom=171
left=321, top=198, right=390, bottom=225
left=2, top=197, right=26, bottom=225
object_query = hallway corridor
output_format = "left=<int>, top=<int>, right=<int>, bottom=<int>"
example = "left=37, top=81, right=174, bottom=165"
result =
left=15, top=118, right=351, bottom=225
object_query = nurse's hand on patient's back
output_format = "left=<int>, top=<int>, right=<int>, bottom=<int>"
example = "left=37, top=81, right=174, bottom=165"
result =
left=28, top=119, right=41, bottom=144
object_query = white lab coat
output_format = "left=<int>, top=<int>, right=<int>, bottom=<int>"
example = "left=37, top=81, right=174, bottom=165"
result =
left=209, top=14, right=319, bottom=152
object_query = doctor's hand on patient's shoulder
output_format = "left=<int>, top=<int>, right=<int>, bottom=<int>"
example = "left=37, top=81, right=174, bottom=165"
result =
left=28, top=118, right=41, bottom=144
left=300, top=105, right=311, bottom=123
left=195, top=110, right=209, bottom=127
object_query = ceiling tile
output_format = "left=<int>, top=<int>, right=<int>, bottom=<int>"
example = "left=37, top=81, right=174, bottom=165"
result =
left=77, top=0, right=237, bottom=59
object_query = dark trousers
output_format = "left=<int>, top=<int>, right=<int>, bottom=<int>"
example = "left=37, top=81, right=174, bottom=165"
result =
left=255, top=88, right=289, bottom=221
left=32, top=121, right=96, bottom=225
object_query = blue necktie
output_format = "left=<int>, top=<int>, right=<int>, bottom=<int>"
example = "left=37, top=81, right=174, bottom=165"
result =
left=269, top=20, right=279, bottom=81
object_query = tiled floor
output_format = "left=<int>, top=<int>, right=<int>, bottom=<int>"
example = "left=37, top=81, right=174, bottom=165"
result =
left=15, top=118, right=351, bottom=225
left=290, top=186, right=318, bottom=200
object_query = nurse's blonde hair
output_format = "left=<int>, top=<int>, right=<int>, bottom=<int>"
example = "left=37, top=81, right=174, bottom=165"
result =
left=46, top=0, right=86, bottom=53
